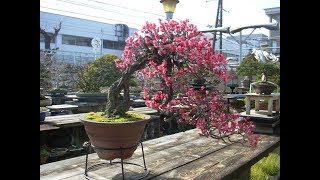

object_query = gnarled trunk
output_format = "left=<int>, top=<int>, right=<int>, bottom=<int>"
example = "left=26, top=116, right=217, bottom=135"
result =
left=104, top=57, right=149, bottom=117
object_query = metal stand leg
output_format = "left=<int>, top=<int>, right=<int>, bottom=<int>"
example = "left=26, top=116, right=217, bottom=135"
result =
left=120, top=147, right=124, bottom=180
left=83, top=141, right=149, bottom=180
left=140, top=142, right=147, bottom=170
left=83, top=142, right=91, bottom=176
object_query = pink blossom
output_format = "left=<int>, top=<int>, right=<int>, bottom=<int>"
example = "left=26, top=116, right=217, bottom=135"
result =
left=118, top=18, right=258, bottom=147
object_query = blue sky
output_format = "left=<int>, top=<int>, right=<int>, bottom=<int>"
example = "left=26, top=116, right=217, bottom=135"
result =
left=40, top=0, right=280, bottom=35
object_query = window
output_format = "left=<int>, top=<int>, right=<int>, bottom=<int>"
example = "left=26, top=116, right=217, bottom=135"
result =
left=103, top=40, right=126, bottom=50
left=40, top=32, right=55, bottom=43
left=62, top=35, right=92, bottom=47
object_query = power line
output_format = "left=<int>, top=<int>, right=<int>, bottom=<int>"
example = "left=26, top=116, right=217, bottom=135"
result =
left=40, top=6, right=143, bottom=26
left=55, top=0, right=210, bottom=28
left=57, top=0, right=157, bottom=19
left=87, top=0, right=164, bottom=17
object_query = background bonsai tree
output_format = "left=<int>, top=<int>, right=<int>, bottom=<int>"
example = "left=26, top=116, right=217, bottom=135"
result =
left=77, top=54, right=122, bottom=93
left=104, top=19, right=259, bottom=146
left=237, top=52, right=280, bottom=86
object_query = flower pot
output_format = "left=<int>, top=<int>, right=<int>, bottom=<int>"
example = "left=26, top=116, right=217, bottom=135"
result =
left=251, top=81, right=277, bottom=95
left=81, top=114, right=150, bottom=160
left=40, top=111, right=47, bottom=121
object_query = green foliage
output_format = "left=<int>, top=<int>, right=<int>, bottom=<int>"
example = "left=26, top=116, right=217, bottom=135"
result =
left=236, top=53, right=280, bottom=85
left=77, top=54, right=122, bottom=93
left=243, top=98, right=255, bottom=107
left=251, top=147, right=280, bottom=179
left=85, top=112, right=144, bottom=122
left=40, top=148, right=50, bottom=156
left=236, top=54, right=260, bottom=77
left=40, top=107, right=48, bottom=111
left=129, top=78, right=138, bottom=87
left=49, top=88, right=68, bottom=96
left=230, top=99, right=245, bottom=109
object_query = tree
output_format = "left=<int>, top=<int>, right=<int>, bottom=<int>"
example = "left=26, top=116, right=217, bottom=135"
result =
left=40, top=22, right=61, bottom=51
left=237, top=52, right=280, bottom=85
left=77, top=54, right=122, bottom=93
left=40, top=52, right=54, bottom=91
left=104, top=19, right=259, bottom=146
left=40, top=22, right=63, bottom=90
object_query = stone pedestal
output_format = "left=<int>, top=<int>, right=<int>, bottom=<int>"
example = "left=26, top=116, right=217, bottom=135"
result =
left=245, top=93, right=280, bottom=116
left=240, top=110, right=280, bottom=135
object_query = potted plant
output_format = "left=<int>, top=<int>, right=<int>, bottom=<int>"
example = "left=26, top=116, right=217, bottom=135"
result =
left=49, top=88, right=68, bottom=104
left=251, top=73, right=278, bottom=95
left=81, top=19, right=260, bottom=161
left=40, top=107, right=49, bottom=121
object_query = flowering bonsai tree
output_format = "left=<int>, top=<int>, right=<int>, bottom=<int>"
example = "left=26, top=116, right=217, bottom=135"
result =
left=105, top=19, right=259, bottom=147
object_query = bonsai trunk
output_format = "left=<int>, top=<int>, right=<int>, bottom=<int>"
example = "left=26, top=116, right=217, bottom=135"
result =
left=104, top=57, right=149, bottom=117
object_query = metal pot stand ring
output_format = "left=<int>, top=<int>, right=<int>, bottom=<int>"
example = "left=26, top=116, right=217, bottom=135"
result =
left=83, top=141, right=149, bottom=180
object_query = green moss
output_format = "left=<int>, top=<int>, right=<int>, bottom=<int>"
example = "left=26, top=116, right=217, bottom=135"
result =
left=40, top=107, right=48, bottom=111
left=85, top=112, right=144, bottom=122
left=251, top=147, right=280, bottom=179
left=251, top=166, right=268, bottom=180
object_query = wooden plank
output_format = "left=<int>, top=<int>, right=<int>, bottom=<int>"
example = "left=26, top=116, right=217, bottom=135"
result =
left=44, top=114, right=86, bottom=128
left=40, top=124, right=60, bottom=131
left=129, top=107, right=158, bottom=115
left=151, top=135, right=279, bottom=179
left=40, top=129, right=201, bottom=177
left=55, top=136, right=230, bottom=180
left=40, top=129, right=279, bottom=179
left=47, top=104, right=79, bottom=110
left=194, top=135, right=280, bottom=180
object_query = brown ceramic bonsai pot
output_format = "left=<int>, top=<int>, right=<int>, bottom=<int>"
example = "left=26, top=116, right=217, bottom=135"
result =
left=251, top=81, right=277, bottom=95
left=81, top=114, right=150, bottom=160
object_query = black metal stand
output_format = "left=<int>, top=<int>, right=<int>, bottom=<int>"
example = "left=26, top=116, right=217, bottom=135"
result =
left=83, top=141, right=149, bottom=180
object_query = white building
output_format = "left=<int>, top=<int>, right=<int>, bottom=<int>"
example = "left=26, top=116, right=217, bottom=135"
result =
left=264, top=7, right=280, bottom=55
left=40, top=11, right=138, bottom=64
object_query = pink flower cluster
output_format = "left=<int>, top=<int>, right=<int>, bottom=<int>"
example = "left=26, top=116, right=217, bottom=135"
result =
left=116, top=19, right=259, bottom=147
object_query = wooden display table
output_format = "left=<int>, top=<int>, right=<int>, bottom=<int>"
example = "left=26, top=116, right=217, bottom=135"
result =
left=245, top=93, right=280, bottom=116
left=47, top=104, right=79, bottom=115
left=40, top=129, right=280, bottom=180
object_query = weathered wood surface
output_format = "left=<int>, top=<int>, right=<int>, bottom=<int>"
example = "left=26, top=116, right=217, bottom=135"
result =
left=128, top=107, right=158, bottom=115
left=41, top=107, right=158, bottom=130
left=43, top=113, right=86, bottom=128
left=40, top=129, right=280, bottom=180
left=40, top=124, right=60, bottom=131
left=47, top=104, right=79, bottom=110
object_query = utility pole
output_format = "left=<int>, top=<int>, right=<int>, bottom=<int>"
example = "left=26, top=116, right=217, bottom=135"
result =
left=212, top=0, right=223, bottom=52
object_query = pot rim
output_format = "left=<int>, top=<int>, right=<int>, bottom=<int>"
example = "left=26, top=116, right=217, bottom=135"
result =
left=80, top=114, right=151, bottom=125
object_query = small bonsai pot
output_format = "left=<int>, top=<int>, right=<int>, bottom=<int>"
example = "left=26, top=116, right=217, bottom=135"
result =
left=251, top=81, right=277, bottom=95
left=40, top=107, right=48, bottom=121
left=40, top=111, right=46, bottom=121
